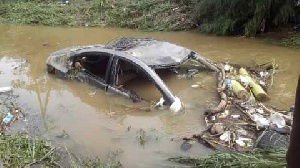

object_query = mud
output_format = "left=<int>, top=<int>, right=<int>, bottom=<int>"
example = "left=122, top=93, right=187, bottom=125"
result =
left=0, top=25, right=299, bottom=167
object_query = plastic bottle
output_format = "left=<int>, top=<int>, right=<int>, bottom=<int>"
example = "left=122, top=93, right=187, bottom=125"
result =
left=3, top=113, right=13, bottom=124
left=225, top=79, right=232, bottom=89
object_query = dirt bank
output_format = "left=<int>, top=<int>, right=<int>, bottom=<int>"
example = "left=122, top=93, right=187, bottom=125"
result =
left=1, top=0, right=299, bottom=48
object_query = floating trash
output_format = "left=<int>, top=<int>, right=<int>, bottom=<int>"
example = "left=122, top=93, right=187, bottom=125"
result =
left=191, top=84, right=199, bottom=88
left=183, top=61, right=291, bottom=151
left=0, top=87, right=12, bottom=93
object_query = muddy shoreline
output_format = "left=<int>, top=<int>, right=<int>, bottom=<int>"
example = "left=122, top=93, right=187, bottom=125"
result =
left=0, top=1, right=299, bottom=49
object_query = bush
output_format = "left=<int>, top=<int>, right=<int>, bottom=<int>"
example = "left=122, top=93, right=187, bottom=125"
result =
left=194, top=0, right=296, bottom=36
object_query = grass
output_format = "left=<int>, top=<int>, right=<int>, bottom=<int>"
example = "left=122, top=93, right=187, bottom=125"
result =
left=0, top=134, right=59, bottom=167
left=0, top=0, right=194, bottom=31
left=266, top=32, right=300, bottom=49
left=168, top=148, right=287, bottom=168
left=280, top=33, right=300, bottom=49
left=82, top=158, right=121, bottom=168
left=0, top=133, right=122, bottom=167
left=102, top=0, right=194, bottom=31
left=0, top=1, right=78, bottom=26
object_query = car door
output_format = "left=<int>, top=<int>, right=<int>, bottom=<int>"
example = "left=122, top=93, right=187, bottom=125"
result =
left=73, top=51, right=114, bottom=90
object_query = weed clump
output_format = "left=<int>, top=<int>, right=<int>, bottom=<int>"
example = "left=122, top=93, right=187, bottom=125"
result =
left=281, top=33, right=300, bottom=48
left=169, top=148, right=287, bottom=168
left=0, top=134, right=122, bottom=167
left=0, top=134, right=59, bottom=167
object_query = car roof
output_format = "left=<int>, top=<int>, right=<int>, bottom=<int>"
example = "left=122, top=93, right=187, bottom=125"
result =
left=47, top=37, right=192, bottom=73
left=105, top=37, right=192, bottom=68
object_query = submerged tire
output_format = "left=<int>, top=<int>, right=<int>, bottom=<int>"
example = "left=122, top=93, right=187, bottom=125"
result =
left=47, top=65, right=55, bottom=74
left=256, top=130, right=290, bottom=149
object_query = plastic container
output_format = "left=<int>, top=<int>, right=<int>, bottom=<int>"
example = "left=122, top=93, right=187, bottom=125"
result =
left=0, top=86, right=12, bottom=93
left=270, top=112, right=286, bottom=128
left=3, top=113, right=13, bottom=124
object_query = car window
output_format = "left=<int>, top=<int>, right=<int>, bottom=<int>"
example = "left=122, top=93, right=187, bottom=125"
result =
left=114, top=59, right=162, bottom=102
left=75, top=52, right=111, bottom=82
left=115, top=60, right=139, bottom=86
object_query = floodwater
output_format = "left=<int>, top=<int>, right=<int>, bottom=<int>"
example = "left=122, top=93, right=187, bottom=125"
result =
left=0, top=25, right=299, bottom=167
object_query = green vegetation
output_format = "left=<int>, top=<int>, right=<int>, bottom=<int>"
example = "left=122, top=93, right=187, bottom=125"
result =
left=0, top=0, right=298, bottom=39
left=0, top=134, right=58, bottom=167
left=0, top=1, right=84, bottom=26
left=193, top=0, right=296, bottom=36
left=0, top=0, right=194, bottom=31
left=82, top=159, right=121, bottom=168
left=169, top=148, right=287, bottom=168
left=99, top=0, right=194, bottom=31
left=0, top=134, right=121, bottom=167
left=281, top=33, right=300, bottom=49
left=266, top=32, right=300, bottom=49
left=0, top=0, right=299, bottom=50
left=0, top=0, right=298, bottom=36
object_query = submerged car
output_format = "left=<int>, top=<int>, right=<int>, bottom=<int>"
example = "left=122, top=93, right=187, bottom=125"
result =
left=46, top=37, right=215, bottom=112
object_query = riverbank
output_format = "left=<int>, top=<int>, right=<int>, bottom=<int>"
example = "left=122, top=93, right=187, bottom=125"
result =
left=266, top=31, right=300, bottom=49
left=1, top=0, right=299, bottom=49
left=0, top=0, right=194, bottom=31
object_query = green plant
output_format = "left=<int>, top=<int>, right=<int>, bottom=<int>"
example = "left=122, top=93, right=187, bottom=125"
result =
left=102, top=0, right=194, bottom=31
left=169, top=148, right=287, bottom=168
left=0, top=134, right=58, bottom=167
left=281, top=33, right=300, bottom=48
left=194, top=0, right=295, bottom=36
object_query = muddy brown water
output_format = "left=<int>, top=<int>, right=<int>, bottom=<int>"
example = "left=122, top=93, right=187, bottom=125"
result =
left=0, top=25, right=299, bottom=167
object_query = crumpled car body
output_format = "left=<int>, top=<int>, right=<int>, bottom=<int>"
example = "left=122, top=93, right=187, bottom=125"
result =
left=46, top=37, right=202, bottom=112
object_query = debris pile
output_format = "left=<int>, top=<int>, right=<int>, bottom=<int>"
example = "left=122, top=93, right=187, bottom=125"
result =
left=185, top=61, right=293, bottom=151
left=0, top=87, right=24, bottom=134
